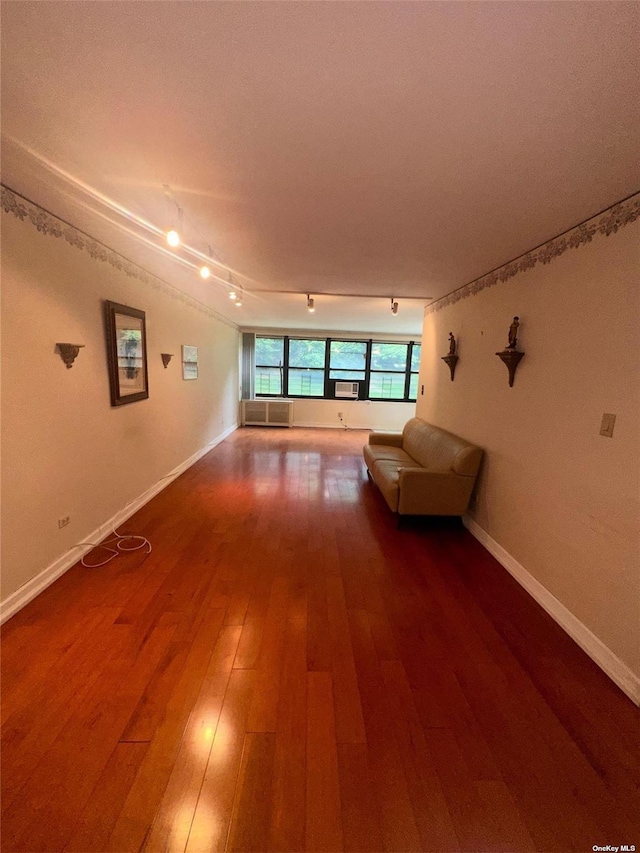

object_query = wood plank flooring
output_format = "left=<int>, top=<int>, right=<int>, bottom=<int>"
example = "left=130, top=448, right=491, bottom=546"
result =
left=2, top=426, right=639, bottom=852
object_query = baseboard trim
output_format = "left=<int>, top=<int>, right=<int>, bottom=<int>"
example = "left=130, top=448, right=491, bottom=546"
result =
left=292, top=421, right=378, bottom=430
left=462, top=515, right=640, bottom=706
left=0, top=423, right=239, bottom=625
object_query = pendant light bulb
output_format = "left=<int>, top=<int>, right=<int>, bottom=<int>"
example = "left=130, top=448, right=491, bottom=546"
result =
left=307, top=294, right=315, bottom=313
left=391, top=298, right=399, bottom=316
left=200, top=265, right=211, bottom=279
left=166, top=229, right=180, bottom=248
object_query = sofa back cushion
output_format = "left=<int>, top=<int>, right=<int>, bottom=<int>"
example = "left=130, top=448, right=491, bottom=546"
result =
left=402, top=418, right=482, bottom=476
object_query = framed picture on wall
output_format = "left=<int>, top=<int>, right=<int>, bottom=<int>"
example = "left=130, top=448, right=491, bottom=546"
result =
left=182, top=345, right=198, bottom=380
left=104, top=300, right=149, bottom=406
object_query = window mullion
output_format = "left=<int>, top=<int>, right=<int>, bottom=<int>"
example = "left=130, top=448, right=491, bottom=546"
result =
left=283, top=336, right=290, bottom=397
left=324, top=338, right=332, bottom=398
left=364, top=340, right=372, bottom=400
left=404, top=342, right=413, bottom=400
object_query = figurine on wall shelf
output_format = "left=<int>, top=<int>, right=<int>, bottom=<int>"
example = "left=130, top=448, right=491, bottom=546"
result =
left=496, top=316, right=524, bottom=387
left=441, top=332, right=459, bottom=381
left=507, top=316, right=520, bottom=349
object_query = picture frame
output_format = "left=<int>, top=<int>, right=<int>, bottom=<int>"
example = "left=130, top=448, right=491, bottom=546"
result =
left=182, top=344, right=198, bottom=380
left=104, top=300, right=149, bottom=406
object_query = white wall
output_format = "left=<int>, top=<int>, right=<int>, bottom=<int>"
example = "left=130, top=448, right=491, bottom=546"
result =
left=1, top=206, right=240, bottom=608
left=291, top=398, right=414, bottom=431
left=417, top=219, right=640, bottom=691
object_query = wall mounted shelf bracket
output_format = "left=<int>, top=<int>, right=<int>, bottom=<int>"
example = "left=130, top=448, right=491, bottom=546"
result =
left=496, top=349, right=524, bottom=387
left=56, top=343, right=85, bottom=369
left=441, top=354, right=459, bottom=381
left=161, top=353, right=174, bottom=368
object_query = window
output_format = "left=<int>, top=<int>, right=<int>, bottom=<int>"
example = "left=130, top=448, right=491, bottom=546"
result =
left=369, top=342, right=409, bottom=400
left=254, top=336, right=420, bottom=402
left=255, top=337, right=284, bottom=395
left=287, top=339, right=326, bottom=396
left=329, top=340, right=367, bottom=380
left=409, top=343, right=421, bottom=400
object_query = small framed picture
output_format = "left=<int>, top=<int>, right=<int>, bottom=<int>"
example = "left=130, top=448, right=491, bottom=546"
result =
left=182, top=345, right=198, bottom=380
left=104, top=301, right=149, bottom=406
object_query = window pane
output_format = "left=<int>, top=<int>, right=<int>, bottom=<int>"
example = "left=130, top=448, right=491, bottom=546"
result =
left=370, top=343, right=408, bottom=371
left=410, top=344, right=421, bottom=372
left=409, top=373, right=418, bottom=399
left=289, top=339, right=326, bottom=368
left=370, top=372, right=407, bottom=399
left=329, top=370, right=366, bottom=380
left=330, top=341, right=367, bottom=371
left=255, top=337, right=284, bottom=367
left=255, top=367, right=282, bottom=395
left=288, top=368, right=324, bottom=396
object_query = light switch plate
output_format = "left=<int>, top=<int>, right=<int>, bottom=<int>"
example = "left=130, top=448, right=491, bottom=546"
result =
left=599, top=413, right=616, bottom=437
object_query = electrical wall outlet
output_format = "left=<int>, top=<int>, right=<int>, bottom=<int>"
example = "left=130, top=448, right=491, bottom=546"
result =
left=58, top=515, right=71, bottom=529
left=599, top=413, right=616, bottom=437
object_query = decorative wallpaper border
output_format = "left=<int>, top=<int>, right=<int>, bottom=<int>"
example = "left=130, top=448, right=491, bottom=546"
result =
left=425, top=192, right=640, bottom=315
left=1, top=185, right=238, bottom=331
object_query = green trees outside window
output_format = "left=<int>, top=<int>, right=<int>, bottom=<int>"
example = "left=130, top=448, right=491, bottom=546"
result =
left=255, top=336, right=421, bottom=402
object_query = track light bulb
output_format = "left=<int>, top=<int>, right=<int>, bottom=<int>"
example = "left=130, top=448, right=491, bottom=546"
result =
left=166, top=229, right=180, bottom=248
left=229, top=290, right=237, bottom=301
left=235, top=295, right=243, bottom=307
left=391, top=298, right=398, bottom=316
left=307, top=295, right=315, bottom=313
left=200, top=265, right=211, bottom=279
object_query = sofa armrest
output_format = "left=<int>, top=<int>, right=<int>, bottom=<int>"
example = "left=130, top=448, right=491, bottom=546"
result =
left=397, top=467, right=476, bottom=516
left=368, top=431, right=404, bottom=447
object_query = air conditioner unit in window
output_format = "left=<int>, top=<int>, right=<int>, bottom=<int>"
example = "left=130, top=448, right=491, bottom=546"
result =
left=335, top=381, right=359, bottom=399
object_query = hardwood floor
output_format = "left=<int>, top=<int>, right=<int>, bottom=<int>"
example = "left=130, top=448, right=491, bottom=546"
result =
left=2, top=426, right=639, bottom=852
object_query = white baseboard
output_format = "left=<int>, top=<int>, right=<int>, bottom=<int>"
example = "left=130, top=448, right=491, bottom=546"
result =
left=463, top=515, right=640, bottom=706
left=292, top=421, right=379, bottom=430
left=0, top=423, right=238, bottom=625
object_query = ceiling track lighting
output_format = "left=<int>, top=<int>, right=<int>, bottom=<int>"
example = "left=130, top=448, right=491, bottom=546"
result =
left=162, top=186, right=249, bottom=301
left=163, top=185, right=183, bottom=248
left=200, top=244, right=213, bottom=279
left=307, top=294, right=315, bottom=313
left=391, top=297, right=399, bottom=315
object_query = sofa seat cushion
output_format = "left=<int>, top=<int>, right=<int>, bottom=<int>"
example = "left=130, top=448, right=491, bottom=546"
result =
left=363, top=444, right=416, bottom=469
left=370, top=460, right=402, bottom=512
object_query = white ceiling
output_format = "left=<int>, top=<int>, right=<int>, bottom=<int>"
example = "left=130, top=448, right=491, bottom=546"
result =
left=2, top=1, right=639, bottom=336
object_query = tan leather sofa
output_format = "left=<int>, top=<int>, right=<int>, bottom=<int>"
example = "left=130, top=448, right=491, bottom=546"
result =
left=363, top=418, right=483, bottom=516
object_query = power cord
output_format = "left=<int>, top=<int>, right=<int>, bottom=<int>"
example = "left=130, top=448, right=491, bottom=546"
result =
left=72, top=432, right=229, bottom=569
left=339, top=397, right=359, bottom=430
left=80, top=528, right=152, bottom=568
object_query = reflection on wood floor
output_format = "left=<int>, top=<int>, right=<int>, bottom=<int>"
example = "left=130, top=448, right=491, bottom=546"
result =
left=2, top=427, right=639, bottom=852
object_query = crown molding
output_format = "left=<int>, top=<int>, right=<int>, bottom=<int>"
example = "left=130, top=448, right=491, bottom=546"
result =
left=426, top=192, right=640, bottom=315
left=1, top=185, right=239, bottom=331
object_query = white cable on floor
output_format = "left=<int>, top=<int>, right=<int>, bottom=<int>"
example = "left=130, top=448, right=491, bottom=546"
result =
left=71, top=439, right=226, bottom=569
left=80, top=528, right=152, bottom=568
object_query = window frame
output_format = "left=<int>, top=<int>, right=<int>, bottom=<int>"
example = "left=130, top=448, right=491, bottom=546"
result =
left=254, top=336, right=285, bottom=397
left=254, top=335, right=421, bottom=403
left=286, top=337, right=328, bottom=398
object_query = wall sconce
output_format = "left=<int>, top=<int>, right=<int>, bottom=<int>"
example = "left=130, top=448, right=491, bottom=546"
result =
left=496, top=316, right=524, bottom=386
left=56, top=343, right=85, bottom=369
left=161, top=353, right=174, bottom=368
